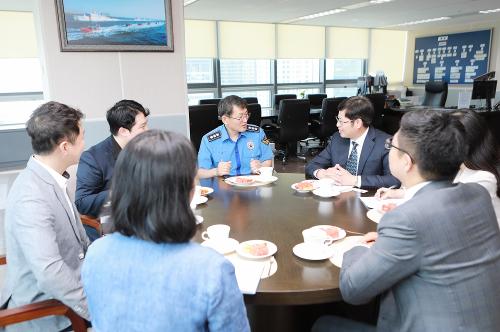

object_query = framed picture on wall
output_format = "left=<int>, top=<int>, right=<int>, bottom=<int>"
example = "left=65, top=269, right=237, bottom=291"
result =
left=55, top=0, right=174, bottom=52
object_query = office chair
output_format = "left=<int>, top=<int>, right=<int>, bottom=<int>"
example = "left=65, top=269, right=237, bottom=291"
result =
left=274, top=99, right=310, bottom=164
left=422, top=81, right=448, bottom=107
left=243, top=97, right=258, bottom=104
left=380, top=109, right=403, bottom=135
left=246, top=103, right=262, bottom=127
left=307, top=94, right=327, bottom=109
left=199, top=98, right=221, bottom=105
left=310, top=97, right=347, bottom=146
left=365, top=93, right=386, bottom=130
left=188, top=104, right=221, bottom=151
left=273, top=94, right=297, bottom=110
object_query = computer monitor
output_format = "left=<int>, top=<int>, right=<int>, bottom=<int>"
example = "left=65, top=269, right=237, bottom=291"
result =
left=473, top=71, right=495, bottom=81
left=471, top=80, right=497, bottom=110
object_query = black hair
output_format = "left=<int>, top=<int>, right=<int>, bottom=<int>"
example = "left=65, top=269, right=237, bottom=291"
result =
left=111, top=130, right=197, bottom=243
left=106, top=99, right=150, bottom=136
left=218, top=95, right=247, bottom=119
left=26, top=101, right=83, bottom=155
left=339, top=96, right=374, bottom=127
left=451, top=110, right=500, bottom=197
left=398, top=110, right=466, bottom=181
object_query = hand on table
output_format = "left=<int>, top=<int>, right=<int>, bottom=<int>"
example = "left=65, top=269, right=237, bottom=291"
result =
left=362, top=232, right=378, bottom=247
left=331, top=164, right=357, bottom=186
left=374, top=187, right=404, bottom=200
left=250, top=159, right=262, bottom=174
left=217, top=161, right=231, bottom=177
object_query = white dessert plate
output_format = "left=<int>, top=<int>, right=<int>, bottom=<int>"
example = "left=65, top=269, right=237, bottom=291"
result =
left=308, top=225, right=347, bottom=241
left=293, top=242, right=335, bottom=260
left=291, top=180, right=319, bottom=193
left=237, top=240, right=278, bottom=259
left=366, top=209, right=383, bottom=223
left=329, top=236, right=364, bottom=267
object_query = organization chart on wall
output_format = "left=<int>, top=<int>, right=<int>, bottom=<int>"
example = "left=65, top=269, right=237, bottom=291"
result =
left=413, top=29, right=492, bottom=84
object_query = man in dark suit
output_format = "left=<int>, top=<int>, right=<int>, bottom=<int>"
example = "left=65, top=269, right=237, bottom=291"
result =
left=305, top=96, right=399, bottom=188
left=75, top=100, right=149, bottom=239
left=313, top=110, right=500, bottom=331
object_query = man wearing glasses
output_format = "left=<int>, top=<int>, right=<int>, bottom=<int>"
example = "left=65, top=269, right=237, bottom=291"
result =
left=197, top=95, right=273, bottom=178
left=305, top=96, right=399, bottom=188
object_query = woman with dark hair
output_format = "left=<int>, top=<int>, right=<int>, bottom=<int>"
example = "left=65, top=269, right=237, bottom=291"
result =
left=81, top=130, right=250, bottom=331
left=376, top=110, right=500, bottom=227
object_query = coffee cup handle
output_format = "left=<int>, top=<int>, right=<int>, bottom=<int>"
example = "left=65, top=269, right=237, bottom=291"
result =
left=324, top=238, right=334, bottom=246
left=202, top=231, right=210, bottom=240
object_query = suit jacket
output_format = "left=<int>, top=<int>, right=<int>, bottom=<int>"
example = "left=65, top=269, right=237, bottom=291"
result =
left=305, top=127, right=399, bottom=188
left=340, top=181, right=500, bottom=332
left=1, top=157, right=90, bottom=331
left=75, top=135, right=121, bottom=217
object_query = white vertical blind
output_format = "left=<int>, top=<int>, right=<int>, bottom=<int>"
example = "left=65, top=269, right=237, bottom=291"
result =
left=277, top=25, right=325, bottom=59
left=0, top=11, right=38, bottom=58
left=184, top=20, right=217, bottom=58
left=369, top=29, right=407, bottom=83
left=327, top=27, right=369, bottom=59
left=218, top=21, right=275, bottom=59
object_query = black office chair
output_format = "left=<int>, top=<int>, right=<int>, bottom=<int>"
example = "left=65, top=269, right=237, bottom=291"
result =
left=380, top=109, right=403, bottom=135
left=365, top=93, right=386, bottom=130
left=274, top=99, right=310, bottom=164
left=310, top=97, right=347, bottom=145
left=422, top=81, right=448, bottom=107
left=199, top=98, right=222, bottom=105
left=188, top=104, right=221, bottom=151
left=243, top=97, right=258, bottom=104
left=273, top=94, right=297, bottom=110
left=246, top=103, right=262, bottom=127
left=307, top=94, right=327, bottom=109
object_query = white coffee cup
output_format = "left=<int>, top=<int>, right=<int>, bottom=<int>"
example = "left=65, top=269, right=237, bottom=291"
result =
left=318, top=178, right=335, bottom=188
left=302, top=228, right=334, bottom=246
left=202, top=224, right=230, bottom=241
left=259, top=166, right=274, bottom=178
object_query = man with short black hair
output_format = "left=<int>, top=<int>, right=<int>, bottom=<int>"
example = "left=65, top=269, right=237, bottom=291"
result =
left=313, top=110, right=500, bottom=332
left=75, top=100, right=149, bottom=224
left=1, top=101, right=90, bottom=331
left=197, top=95, right=273, bottom=178
left=305, top=96, right=398, bottom=188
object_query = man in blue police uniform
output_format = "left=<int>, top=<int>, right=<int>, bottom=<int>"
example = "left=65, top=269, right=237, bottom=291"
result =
left=198, top=95, right=273, bottom=178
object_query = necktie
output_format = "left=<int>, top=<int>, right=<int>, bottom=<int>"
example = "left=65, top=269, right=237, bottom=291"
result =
left=346, top=141, right=358, bottom=175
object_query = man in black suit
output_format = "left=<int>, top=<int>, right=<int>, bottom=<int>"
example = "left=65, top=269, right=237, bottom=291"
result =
left=75, top=100, right=149, bottom=239
left=305, top=96, right=399, bottom=188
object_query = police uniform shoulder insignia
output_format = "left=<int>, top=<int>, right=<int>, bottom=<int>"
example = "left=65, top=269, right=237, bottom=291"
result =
left=207, top=130, right=222, bottom=142
left=246, top=124, right=259, bottom=132
left=261, top=136, right=270, bottom=145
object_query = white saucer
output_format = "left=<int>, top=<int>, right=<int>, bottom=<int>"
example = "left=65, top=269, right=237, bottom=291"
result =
left=201, top=238, right=239, bottom=255
left=329, top=236, right=364, bottom=267
left=255, top=175, right=278, bottom=184
left=366, top=209, right=383, bottom=223
left=293, top=242, right=335, bottom=260
left=312, top=188, right=341, bottom=198
left=192, top=195, right=208, bottom=206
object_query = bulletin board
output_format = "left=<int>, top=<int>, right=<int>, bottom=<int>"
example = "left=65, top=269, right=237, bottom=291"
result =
left=413, top=29, right=492, bottom=84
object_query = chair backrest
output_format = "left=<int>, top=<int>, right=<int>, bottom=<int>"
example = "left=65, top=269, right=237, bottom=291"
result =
left=307, top=94, right=327, bottom=108
left=246, top=103, right=262, bottom=126
left=317, top=97, right=347, bottom=138
left=380, top=109, right=403, bottom=135
left=365, top=93, right=386, bottom=130
left=198, top=98, right=221, bottom=105
left=188, top=104, right=220, bottom=151
left=274, top=94, right=297, bottom=109
left=278, top=99, right=310, bottom=143
left=243, top=97, right=258, bottom=104
left=422, top=81, right=448, bottom=107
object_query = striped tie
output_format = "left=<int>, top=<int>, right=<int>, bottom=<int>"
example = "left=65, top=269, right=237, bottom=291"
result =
left=346, top=141, right=358, bottom=175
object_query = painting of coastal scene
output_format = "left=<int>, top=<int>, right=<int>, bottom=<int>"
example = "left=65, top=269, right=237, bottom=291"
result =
left=56, top=0, right=173, bottom=51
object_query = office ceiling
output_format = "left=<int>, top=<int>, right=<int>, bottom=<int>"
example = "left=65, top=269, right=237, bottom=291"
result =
left=184, top=0, right=500, bottom=30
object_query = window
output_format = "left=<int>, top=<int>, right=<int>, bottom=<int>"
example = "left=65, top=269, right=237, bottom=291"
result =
left=220, top=59, right=272, bottom=85
left=187, top=92, right=215, bottom=106
left=186, top=58, right=214, bottom=84
left=222, top=90, right=271, bottom=108
left=277, top=59, right=320, bottom=84
left=326, top=59, right=364, bottom=80
left=277, top=88, right=320, bottom=99
left=326, top=87, right=358, bottom=98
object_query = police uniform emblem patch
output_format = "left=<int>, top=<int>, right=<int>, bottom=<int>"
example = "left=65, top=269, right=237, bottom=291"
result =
left=247, top=141, right=255, bottom=150
left=207, top=130, right=222, bottom=142
left=261, top=136, right=270, bottom=145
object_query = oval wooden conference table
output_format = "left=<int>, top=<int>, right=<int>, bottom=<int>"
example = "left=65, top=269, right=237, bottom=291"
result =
left=195, top=173, right=377, bottom=306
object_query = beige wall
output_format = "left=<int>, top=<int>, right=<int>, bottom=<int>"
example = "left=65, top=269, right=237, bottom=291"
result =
left=404, top=21, right=500, bottom=88
left=35, top=0, right=189, bottom=127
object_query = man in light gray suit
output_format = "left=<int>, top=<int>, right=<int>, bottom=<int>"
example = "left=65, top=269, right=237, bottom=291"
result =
left=1, top=102, right=90, bottom=331
left=313, top=110, right=500, bottom=331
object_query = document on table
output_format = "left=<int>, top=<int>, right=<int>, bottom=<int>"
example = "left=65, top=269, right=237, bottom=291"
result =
left=225, top=255, right=266, bottom=295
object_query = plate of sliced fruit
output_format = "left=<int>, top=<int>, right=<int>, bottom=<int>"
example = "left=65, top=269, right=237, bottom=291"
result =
left=291, top=180, right=319, bottom=193
left=236, top=240, right=278, bottom=259
left=225, top=176, right=257, bottom=187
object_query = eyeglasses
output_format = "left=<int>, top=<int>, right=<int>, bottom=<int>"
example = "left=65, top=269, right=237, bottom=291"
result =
left=335, top=116, right=353, bottom=125
left=228, top=113, right=251, bottom=121
left=385, top=137, right=415, bottom=163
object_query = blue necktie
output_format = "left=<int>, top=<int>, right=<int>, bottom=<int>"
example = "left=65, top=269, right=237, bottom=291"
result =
left=346, top=141, right=358, bottom=175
